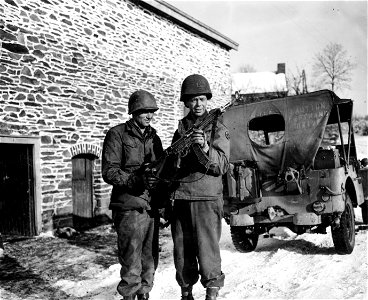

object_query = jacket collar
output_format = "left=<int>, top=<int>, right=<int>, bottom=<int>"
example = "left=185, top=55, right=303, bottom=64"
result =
left=182, top=110, right=209, bottom=129
left=126, top=119, right=156, bottom=140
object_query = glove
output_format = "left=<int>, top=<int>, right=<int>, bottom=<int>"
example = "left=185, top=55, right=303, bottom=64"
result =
left=126, top=173, right=145, bottom=194
left=143, top=168, right=160, bottom=190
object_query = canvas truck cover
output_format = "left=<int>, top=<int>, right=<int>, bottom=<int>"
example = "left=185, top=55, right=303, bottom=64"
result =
left=223, top=90, right=336, bottom=177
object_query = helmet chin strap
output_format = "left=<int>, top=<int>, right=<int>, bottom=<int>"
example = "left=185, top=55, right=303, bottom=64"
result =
left=131, top=118, right=149, bottom=135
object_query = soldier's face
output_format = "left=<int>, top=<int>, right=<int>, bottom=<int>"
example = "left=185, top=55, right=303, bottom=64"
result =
left=133, top=110, right=155, bottom=129
left=185, top=95, right=207, bottom=117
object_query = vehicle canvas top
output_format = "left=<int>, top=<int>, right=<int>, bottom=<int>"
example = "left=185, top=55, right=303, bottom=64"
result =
left=223, top=90, right=342, bottom=177
left=222, top=89, right=367, bottom=255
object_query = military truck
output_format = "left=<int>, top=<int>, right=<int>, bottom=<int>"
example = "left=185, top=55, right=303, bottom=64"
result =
left=222, top=90, right=368, bottom=254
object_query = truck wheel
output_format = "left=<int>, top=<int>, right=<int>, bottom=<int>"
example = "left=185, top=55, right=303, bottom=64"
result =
left=230, top=226, right=258, bottom=253
left=360, top=201, right=368, bottom=224
left=331, top=193, right=355, bottom=254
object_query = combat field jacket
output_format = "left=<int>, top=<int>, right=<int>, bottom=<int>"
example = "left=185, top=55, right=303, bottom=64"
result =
left=171, top=110, right=230, bottom=200
left=102, top=119, right=164, bottom=211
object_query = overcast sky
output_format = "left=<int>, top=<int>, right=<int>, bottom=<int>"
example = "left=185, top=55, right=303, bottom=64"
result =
left=167, top=0, right=367, bottom=116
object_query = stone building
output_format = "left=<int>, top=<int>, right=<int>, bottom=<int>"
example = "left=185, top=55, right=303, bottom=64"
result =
left=0, top=0, right=238, bottom=234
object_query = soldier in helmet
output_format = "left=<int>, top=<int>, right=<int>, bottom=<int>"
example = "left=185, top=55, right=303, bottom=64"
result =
left=102, top=90, right=163, bottom=300
left=169, top=74, right=230, bottom=300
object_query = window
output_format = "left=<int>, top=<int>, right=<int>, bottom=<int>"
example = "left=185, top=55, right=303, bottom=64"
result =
left=248, top=114, right=285, bottom=146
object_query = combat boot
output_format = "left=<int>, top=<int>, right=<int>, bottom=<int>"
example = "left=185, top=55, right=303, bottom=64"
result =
left=205, top=287, right=219, bottom=300
left=137, top=293, right=149, bottom=300
left=181, top=286, right=194, bottom=300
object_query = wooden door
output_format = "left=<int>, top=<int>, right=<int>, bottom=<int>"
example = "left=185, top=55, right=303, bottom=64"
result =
left=72, top=155, right=94, bottom=228
left=0, top=143, right=35, bottom=236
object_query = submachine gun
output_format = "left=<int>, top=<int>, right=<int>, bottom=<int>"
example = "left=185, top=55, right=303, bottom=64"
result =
left=142, top=101, right=233, bottom=183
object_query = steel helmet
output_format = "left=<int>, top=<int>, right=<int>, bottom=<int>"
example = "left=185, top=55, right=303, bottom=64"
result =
left=128, top=90, right=159, bottom=114
left=180, top=74, right=212, bottom=102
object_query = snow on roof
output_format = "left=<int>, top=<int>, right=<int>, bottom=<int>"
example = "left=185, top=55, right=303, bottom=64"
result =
left=232, top=72, right=287, bottom=94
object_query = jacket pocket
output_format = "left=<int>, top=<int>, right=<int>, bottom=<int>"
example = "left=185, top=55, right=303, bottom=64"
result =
left=123, top=137, right=141, bottom=166
left=123, top=137, right=137, bottom=148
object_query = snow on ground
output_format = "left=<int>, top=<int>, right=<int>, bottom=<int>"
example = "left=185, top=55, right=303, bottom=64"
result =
left=50, top=214, right=367, bottom=300
left=1, top=217, right=367, bottom=300
left=149, top=224, right=367, bottom=300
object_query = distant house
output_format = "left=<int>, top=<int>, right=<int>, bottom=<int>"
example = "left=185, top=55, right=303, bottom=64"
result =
left=232, top=63, right=288, bottom=102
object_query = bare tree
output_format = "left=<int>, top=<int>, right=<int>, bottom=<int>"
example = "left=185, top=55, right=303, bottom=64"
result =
left=238, top=64, right=256, bottom=73
left=312, top=42, right=356, bottom=92
left=286, top=66, right=308, bottom=95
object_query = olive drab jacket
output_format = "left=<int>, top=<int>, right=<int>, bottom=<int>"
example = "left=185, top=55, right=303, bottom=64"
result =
left=102, top=119, right=164, bottom=211
left=171, top=110, right=230, bottom=200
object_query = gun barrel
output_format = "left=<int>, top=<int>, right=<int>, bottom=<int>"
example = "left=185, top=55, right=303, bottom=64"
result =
left=145, top=101, right=233, bottom=179
left=168, top=101, right=233, bottom=154
left=220, top=101, right=233, bottom=111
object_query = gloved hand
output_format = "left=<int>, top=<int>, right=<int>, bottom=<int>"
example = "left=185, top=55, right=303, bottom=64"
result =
left=143, top=169, right=159, bottom=190
left=191, top=129, right=209, bottom=152
left=126, top=173, right=145, bottom=194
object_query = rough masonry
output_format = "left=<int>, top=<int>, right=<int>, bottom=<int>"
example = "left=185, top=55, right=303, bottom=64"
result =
left=0, top=0, right=235, bottom=232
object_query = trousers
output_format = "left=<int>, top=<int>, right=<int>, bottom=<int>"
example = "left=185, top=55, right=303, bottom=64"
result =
left=171, top=199, right=225, bottom=288
left=113, top=209, right=159, bottom=296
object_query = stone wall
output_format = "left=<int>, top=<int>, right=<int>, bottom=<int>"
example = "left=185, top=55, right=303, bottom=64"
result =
left=0, top=0, right=232, bottom=232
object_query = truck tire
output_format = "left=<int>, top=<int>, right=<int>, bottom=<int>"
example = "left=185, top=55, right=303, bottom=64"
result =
left=331, top=193, right=355, bottom=254
left=230, top=226, right=258, bottom=253
left=360, top=201, right=368, bottom=224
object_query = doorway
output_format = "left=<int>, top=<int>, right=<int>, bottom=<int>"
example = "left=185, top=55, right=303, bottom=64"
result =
left=0, top=143, right=36, bottom=236
left=72, top=154, right=95, bottom=229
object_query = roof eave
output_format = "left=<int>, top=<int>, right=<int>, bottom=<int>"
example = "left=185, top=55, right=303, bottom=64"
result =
left=136, top=0, right=239, bottom=51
